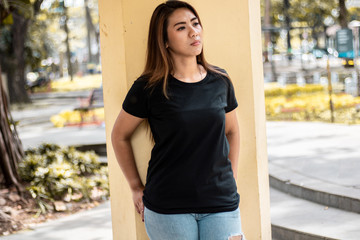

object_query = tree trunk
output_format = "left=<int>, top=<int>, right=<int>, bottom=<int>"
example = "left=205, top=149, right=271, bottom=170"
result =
left=311, top=27, right=319, bottom=49
left=94, top=31, right=100, bottom=65
left=63, top=5, right=73, bottom=81
left=2, top=0, right=44, bottom=104
left=263, top=0, right=271, bottom=62
left=7, top=12, right=31, bottom=104
left=284, top=0, right=292, bottom=61
left=339, top=0, right=348, bottom=29
left=85, top=0, right=93, bottom=64
left=0, top=65, right=24, bottom=190
left=84, top=0, right=100, bottom=65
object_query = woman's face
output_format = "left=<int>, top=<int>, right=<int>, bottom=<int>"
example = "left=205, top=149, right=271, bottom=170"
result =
left=166, top=8, right=203, bottom=59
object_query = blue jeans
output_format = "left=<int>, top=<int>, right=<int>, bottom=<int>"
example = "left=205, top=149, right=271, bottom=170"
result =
left=144, top=207, right=245, bottom=240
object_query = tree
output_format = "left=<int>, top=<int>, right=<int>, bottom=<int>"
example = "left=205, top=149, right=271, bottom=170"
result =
left=84, top=0, right=100, bottom=65
left=267, top=0, right=338, bottom=52
left=62, top=1, right=73, bottom=81
left=0, top=0, right=44, bottom=104
left=289, top=0, right=337, bottom=49
left=263, top=0, right=272, bottom=62
left=338, top=0, right=348, bottom=28
left=283, top=0, right=292, bottom=60
left=0, top=0, right=25, bottom=191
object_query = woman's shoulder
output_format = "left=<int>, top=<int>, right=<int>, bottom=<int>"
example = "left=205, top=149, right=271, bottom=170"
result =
left=209, top=65, right=228, bottom=75
left=131, top=75, right=163, bottom=96
left=205, top=66, right=235, bottom=93
left=207, top=65, right=230, bottom=83
left=134, top=75, right=149, bottom=84
left=126, top=75, right=150, bottom=96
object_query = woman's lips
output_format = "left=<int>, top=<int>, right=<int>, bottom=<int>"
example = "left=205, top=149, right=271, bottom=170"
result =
left=191, top=40, right=201, bottom=46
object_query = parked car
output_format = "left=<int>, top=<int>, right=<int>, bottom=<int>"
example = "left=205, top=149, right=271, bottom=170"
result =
left=312, top=48, right=328, bottom=59
left=26, top=70, right=50, bottom=92
left=342, top=58, right=354, bottom=68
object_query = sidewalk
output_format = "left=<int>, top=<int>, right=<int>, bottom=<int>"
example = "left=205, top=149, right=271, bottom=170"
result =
left=1, top=201, right=112, bottom=240
left=267, top=121, right=360, bottom=239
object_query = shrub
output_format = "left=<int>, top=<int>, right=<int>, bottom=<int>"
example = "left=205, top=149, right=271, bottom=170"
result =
left=265, top=84, right=325, bottom=97
left=19, top=143, right=109, bottom=214
left=265, top=92, right=360, bottom=124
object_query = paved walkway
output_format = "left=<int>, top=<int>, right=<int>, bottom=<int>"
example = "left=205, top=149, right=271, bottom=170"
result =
left=1, top=202, right=112, bottom=240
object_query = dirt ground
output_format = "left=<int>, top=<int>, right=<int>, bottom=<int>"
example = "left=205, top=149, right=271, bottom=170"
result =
left=0, top=186, right=107, bottom=237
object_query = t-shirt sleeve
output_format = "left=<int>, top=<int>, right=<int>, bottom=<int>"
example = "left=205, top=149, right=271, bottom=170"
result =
left=122, top=78, right=149, bottom=118
left=224, top=77, right=238, bottom=113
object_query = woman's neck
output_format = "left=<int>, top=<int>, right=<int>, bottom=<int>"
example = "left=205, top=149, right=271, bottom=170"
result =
left=172, top=57, right=204, bottom=83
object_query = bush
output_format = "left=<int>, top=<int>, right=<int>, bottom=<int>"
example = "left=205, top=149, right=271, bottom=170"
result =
left=19, top=143, right=109, bottom=214
left=265, top=84, right=325, bottom=97
left=265, top=92, right=360, bottom=124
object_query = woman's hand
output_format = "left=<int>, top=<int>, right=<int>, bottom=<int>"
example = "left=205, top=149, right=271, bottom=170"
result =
left=132, top=186, right=145, bottom=222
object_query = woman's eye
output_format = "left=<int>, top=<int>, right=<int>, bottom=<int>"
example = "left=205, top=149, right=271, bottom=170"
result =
left=194, top=22, right=200, bottom=26
left=177, top=26, right=185, bottom=31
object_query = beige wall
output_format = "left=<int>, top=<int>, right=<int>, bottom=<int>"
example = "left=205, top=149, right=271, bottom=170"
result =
left=98, top=0, right=271, bottom=239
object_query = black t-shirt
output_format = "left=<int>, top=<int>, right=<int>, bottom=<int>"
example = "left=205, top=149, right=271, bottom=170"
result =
left=122, top=68, right=239, bottom=214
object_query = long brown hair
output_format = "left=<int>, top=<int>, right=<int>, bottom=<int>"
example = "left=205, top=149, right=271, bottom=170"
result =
left=142, top=0, right=228, bottom=98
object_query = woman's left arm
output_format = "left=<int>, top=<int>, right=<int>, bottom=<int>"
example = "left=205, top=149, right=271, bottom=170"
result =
left=225, top=109, right=240, bottom=179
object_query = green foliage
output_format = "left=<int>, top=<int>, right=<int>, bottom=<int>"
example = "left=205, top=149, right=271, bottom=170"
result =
left=267, top=0, right=338, bottom=27
left=2, top=13, right=13, bottom=25
left=27, top=185, right=53, bottom=215
left=260, top=0, right=343, bottom=51
left=19, top=143, right=109, bottom=214
left=26, top=8, right=58, bottom=70
left=0, top=0, right=55, bottom=71
left=0, top=27, right=11, bottom=54
left=0, top=0, right=34, bottom=21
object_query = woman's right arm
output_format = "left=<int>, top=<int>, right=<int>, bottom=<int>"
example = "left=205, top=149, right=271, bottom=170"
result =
left=111, top=108, right=145, bottom=221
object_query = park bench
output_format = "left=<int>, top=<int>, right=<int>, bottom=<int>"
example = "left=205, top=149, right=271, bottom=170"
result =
left=75, top=87, right=104, bottom=126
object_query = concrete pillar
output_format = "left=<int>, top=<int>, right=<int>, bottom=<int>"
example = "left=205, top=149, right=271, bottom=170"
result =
left=98, top=0, right=271, bottom=239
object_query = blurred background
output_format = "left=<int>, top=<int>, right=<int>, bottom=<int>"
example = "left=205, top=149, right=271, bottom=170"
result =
left=262, top=0, right=360, bottom=123
left=0, top=0, right=359, bottom=239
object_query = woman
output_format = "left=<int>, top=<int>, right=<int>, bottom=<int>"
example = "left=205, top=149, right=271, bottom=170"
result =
left=111, top=1, right=244, bottom=239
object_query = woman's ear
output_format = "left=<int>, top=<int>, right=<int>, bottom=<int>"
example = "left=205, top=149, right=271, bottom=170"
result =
left=165, top=42, right=169, bottom=48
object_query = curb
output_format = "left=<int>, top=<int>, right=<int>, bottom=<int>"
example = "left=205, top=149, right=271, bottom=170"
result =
left=74, top=143, right=107, bottom=157
left=271, top=224, right=338, bottom=240
left=29, top=91, right=90, bottom=100
left=73, top=143, right=107, bottom=164
left=17, top=118, right=53, bottom=127
left=269, top=164, right=360, bottom=214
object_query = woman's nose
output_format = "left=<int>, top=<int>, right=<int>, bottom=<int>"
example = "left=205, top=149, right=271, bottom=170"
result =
left=189, top=27, right=199, bottom=38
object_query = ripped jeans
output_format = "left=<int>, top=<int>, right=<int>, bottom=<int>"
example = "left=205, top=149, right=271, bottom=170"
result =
left=144, top=207, right=245, bottom=240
